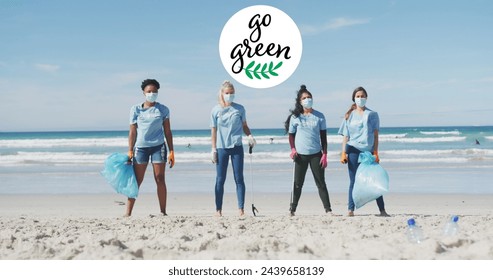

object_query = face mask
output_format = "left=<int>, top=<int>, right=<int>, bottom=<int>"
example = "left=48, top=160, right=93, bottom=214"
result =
left=355, top=97, right=367, bottom=108
left=223, top=93, right=235, bottom=103
left=145, top=92, right=158, bottom=103
left=301, top=98, right=313, bottom=109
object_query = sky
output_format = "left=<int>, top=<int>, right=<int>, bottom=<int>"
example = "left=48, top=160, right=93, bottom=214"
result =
left=1, top=0, right=493, bottom=132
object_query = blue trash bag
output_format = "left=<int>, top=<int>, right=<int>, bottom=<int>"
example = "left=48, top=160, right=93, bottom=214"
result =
left=353, top=151, right=389, bottom=209
left=100, top=153, right=139, bottom=198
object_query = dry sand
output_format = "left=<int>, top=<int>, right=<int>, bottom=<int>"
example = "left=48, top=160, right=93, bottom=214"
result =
left=0, top=193, right=492, bottom=260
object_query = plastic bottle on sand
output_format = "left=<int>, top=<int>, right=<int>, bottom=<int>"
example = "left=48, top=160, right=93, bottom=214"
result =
left=406, top=218, right=424, bottom=244
left=443, top=215, right=460, bottom=236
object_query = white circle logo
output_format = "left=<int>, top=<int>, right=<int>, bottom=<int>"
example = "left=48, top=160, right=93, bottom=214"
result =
left=219, top=5, right=303, bottom=89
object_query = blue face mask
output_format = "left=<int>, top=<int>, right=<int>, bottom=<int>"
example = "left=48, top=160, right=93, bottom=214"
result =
left=145, top=92, right=158, bottom=103
left=223, top=93, right=235, bottom=103
left=354, top=98, right=366, bottom=108
left=355, top=97, right=367, bottom=108
left=302, top=98, right=313, bottom=109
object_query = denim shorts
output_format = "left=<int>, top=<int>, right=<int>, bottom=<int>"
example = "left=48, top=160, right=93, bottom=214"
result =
left=133, top=143, right=167, bottom=164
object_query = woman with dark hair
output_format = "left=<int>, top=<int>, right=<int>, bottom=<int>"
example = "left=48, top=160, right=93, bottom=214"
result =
left=126, top=78, right=175, bottom=217
left=338, top=86, right=389, bottom=217
left=284, top=85, right=332, bottom=216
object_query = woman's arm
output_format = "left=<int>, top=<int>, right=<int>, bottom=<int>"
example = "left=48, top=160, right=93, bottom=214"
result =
left=373, top=129, right=379, bottom=163
left=340, top=135, right=348, bottom=164
left=242, top=121, right=251, bottom=136
left=164, top=118, right=174, bottom=152
left=211, top=127, right=218, bottom=163
left=211, top=127, right=217, bottom=150
left=128, top=124, right=137, bottom=158
left=163, top=118, right=174, bottom=167
left=320, top=130, right=327, bottom=154
left=243, top=121, right=256, bottom=147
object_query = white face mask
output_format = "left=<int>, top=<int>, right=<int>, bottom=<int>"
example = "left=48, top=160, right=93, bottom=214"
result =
left=223, top=93, right=235, bottom=103
left=145, top=92, right=158, bottom=103
left=301, top=98, right=313, bottom=109
left=355, top=97, right=367, bottom=108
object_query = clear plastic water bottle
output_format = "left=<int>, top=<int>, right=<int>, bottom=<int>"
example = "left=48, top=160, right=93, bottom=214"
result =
left=406, top=218, right=424, bottom=244
left=443, top=215, right=460, bottom=236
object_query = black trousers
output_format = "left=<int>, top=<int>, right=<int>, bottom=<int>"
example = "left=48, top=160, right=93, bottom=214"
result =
left=290, top=152, right=332, bottom=212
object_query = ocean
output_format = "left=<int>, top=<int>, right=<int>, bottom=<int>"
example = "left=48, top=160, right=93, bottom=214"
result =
left=1, top=126, right=492, bottom=195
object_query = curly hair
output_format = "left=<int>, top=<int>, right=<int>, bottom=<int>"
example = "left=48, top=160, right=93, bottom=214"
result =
left=141, top=79, right=160, bottom=91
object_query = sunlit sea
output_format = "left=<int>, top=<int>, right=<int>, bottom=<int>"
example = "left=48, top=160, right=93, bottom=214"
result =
left=1, top=126, right=492, bottom=194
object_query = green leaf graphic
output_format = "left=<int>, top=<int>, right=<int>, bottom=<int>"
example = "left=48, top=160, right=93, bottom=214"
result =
left=246, top=61, right=255, bottom=70
left=243, top=61, right=283, bottom=80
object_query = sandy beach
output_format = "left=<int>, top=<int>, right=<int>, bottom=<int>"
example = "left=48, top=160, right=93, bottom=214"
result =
left=0, top=192, right=492, bottom=260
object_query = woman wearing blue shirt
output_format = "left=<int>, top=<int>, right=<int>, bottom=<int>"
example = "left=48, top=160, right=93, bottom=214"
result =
left=284, top=85, right=332, bottom=216
left=126, top=79, right=175, bottom=217
left=339, top=86, right=389, bottom=217
left=210, top=81, right=256, bottom=217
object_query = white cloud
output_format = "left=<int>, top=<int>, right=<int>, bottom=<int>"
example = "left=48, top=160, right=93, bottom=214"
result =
left=300, top=17, right=371, bottom=35
left=34, top=63, right=60, bottom=73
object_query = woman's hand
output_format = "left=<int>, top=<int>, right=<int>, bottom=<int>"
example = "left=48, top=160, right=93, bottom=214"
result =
left=340, top=152, right=348, bottom=164
left=373, top=151, right=380, bottom=163
left=247, top=135, right=256, bottom=147
left=320, top=153, right=327, bottom=168
left=168, top=151, right=175, bottom=168
left=211, top=148, right=218, bottom=164
left=290, top=148, right=298, bottom=160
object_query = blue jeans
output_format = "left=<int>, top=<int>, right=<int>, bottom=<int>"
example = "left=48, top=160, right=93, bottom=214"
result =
left=215, top=145, right=245, bottom=210
left=346, top=144, right=385, bottom=212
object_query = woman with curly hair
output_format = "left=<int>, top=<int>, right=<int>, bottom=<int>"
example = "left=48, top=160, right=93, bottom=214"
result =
left=126, top=79, right=174, bottom=217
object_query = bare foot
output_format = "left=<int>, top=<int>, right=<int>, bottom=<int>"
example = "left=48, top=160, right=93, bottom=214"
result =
left=377, top=211, right=390, bottom=217
left=289, top=211, right=295, bottom=217
left=215, top=210, right=222, bottom=217
left=239, top=209, right=245, bottom=217
left=348, top=210, right=354, bottom=217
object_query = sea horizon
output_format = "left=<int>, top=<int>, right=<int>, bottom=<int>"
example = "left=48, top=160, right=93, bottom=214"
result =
left=2, top=124, right=493, bottom=134
left=1, top=125, right=492, bottom=195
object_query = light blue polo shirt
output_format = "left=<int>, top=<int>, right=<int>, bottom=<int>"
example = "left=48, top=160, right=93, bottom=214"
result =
left=210, top=103, right=246, bottom=149
left=338, top=108, right=379, bottom=152
left=288, top=110, right=327, bottom=155
left=129, top=102, right=169, bottom=148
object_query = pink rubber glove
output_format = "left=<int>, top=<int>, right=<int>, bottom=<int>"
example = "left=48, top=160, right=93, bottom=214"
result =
left=320, top=153, right=327, bottom=168
left=290, top=148, right=297, bottom=160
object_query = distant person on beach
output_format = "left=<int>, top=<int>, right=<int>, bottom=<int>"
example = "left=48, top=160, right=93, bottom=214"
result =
left=339, top=86, right=389, bottom=217
left=284, top=85, right=332, bottom=216
left=126, top=79, right=175, bottom=217
left=210, top=80, right=256, bottom=217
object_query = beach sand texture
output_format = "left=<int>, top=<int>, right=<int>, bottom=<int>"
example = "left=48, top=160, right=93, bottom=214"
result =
left=1, top=193, right=492, bottom=260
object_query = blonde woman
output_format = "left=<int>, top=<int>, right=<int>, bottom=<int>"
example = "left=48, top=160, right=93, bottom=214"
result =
left=210, top=81, right=256, bottom=217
